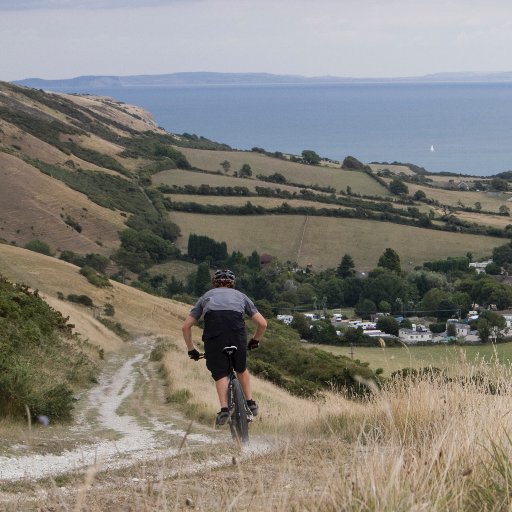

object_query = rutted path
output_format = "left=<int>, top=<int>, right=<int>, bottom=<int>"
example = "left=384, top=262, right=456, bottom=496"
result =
left=0, top=337, right=272, bottom=483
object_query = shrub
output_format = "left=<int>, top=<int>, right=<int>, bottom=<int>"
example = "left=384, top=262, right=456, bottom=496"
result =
left=24, top=239, right=54, bottom=256
left=79, top=266, right=111, bottom=288
left=67, top=294, right=94, bottom=307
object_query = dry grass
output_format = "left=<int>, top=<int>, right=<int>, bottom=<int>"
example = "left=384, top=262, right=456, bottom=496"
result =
left=10, top=361, right=512, bottom=511
left=167, top=193, right=349, bottom=210
left=169, top=212, right=503, bottom=270
left=170, top=148, right=390, bottom=196
left=0, top=152, right=126, bottom=253
left=406, top=183, right=512, bottom=213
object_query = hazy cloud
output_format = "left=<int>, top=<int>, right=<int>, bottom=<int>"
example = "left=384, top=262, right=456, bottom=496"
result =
left=0, top=0, right=187, bottom=10
left=1, top=0, right=511, bottom=81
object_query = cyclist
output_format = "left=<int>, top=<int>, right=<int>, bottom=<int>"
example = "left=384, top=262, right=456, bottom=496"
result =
left=182, top=269, right=267, bottom=425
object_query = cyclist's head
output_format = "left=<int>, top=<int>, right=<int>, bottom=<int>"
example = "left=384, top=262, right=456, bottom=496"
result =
left=213, top=269, right=235, bottom=288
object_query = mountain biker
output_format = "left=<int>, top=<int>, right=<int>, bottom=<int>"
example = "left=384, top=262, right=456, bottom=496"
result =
left=182, top=269, right=267, bottom=426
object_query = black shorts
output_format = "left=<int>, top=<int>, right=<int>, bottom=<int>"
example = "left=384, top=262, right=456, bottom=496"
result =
left=202, top=311, right=247, bottom=381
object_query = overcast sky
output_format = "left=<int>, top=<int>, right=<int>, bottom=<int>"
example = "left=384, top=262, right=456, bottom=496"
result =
left=1, top=0, right=511, bottom=81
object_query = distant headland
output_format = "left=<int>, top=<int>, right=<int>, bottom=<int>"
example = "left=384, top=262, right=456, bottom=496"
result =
left=14, top=71, right=512, bottom=89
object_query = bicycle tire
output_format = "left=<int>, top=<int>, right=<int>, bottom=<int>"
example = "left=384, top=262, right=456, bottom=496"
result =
left=228, top=378, right=249, bottom=444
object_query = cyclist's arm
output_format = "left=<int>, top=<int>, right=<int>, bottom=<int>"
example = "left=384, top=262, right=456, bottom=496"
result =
left=182, top=314, right=198, bottom=351
left=250, top=312, right=267, bottom=341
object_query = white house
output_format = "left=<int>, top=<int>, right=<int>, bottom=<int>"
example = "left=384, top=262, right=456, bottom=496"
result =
left=399, top=328, right=433, bottom=344
left=469, top=260, right=493, bottom=274
left=276, top=315, right=293, bottom=325
left=453, top=323, right=470, bottom=337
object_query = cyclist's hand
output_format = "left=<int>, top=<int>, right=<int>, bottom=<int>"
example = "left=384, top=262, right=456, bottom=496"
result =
left=188, top=348, right=201, bottom=361
left=248, top=338, right=259, bottom=350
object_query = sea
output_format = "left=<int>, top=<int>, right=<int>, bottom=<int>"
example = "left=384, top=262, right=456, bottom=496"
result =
left=64, top=82, right=512, bottom=176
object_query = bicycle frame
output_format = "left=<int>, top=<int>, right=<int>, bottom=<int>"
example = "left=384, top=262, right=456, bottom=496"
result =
left=223, top=345, right=252, bottom=443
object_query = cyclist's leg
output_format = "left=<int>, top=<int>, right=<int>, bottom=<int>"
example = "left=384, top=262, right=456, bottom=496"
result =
left=236, top=369, right=252, bottom=401
left=215, top=376, right=229, bottom=408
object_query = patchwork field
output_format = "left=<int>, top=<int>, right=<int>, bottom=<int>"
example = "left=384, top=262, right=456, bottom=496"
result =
left=175, top=147, right=390, bottom=195
left=169, top=212, right=502, bottom=270
left=407, top=183, right=512, bottom=213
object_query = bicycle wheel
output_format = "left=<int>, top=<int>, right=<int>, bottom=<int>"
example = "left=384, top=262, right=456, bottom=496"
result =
left=228, top=378, right=249, bottom=444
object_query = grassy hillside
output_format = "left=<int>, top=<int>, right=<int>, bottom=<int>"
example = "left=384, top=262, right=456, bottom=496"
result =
left=176, top=147, right=390, bottom=196
left=168, top=212, right=502, bottom=270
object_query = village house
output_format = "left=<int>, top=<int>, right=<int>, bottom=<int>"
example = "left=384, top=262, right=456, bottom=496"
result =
left=469, top=259, right=493, bottom=274
left=399, top=326, right=433, bottom=344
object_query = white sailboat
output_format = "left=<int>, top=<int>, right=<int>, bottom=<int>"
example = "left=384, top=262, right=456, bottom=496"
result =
left=430, top=145, right=435, bottom=152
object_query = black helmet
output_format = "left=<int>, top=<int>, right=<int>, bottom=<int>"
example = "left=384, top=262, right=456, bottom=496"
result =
left=213, top=269, right=235, bottom=285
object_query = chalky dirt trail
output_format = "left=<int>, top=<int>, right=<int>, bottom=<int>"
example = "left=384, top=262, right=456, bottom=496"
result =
left=0, top=337, right=272, bottom=503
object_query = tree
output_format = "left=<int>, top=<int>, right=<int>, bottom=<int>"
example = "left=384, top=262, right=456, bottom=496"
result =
left=389, top=179, right=409, bottom=196
left=337, top=254, right=355, bottom=278
left=291, top=313, right=312, bottom=340
left=446, top=322, right=457, bottom=337
left=413, top=189, right=426, bottom=201
left=342, top=155, right=366, bottom=170
left=355, top=299, right=377, bottom=319
left=478, top=310, right=507, bottom=343
left=301, top=150, right=321, bottom=165
left=220, top=160, right=231, bottom=173
left=378, top=248, right=401, bottom=273
left=492, top=242, right=512, bottom=266
left=376, top=316, right=399, bottom=336
left=248, top=250, right=261, bottom=270
left=499, top=205, right=510, bottom=216
left=194, top=262, right=211, bottom=296
left=237, top=165, right=252, bottom=179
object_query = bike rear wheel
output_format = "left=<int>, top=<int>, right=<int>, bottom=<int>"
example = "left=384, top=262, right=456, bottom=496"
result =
left=228, top=378, right=249, bottom=444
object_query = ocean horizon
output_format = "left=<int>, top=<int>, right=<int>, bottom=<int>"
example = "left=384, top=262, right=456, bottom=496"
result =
left=59, top=82, right=512, bottom=176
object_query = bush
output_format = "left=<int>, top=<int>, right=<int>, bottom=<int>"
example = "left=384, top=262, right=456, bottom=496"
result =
left=24, top=239, right=54, bottom=256
left=79, top=266, right=111, bottom=288
left=67, top=294, right=94, bottom=307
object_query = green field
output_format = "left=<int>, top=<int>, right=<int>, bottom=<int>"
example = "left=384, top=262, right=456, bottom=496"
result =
left=173, top=148, right=390, bottom=196
left=169, top=212, right=503, bottom=270
left=309, top=342, right=512, bottom=375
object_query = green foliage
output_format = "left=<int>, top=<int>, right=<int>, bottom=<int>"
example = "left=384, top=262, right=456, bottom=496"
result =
left=413, top=189, right=427, bottom=200
left=378, top=248, right=401, bottom=273
left=24, top=239, right=54, bottom=256
left=67, top=294, right=94, bottom=307
left=97, top=318, right=130, bottom=341
left=376, top=316, right=399, bottom=336
left=423, top=256, right=470, bottom=273
left=492, top=242, right=512, bottom=266
left=114, top=228, right=179, bottom=272
left=301, top=150, right=321, bottom=165
left=79, top=266, right=111, bottom=288
left=126, top=213, right=181, bottom=242
left=337, top=253, right=355, bottom=278
left=194, top=262, right=211, bottom=296
left=32, top=160, right=154, bottom=215
left=187, top=233, right=228, bottom=264
left=0, top=275, right=96, bottom=420
left=389, top=179, right=409, bottom=195
left=342, top=156, right=366, bottom=170
left=64, top=215, right=82, bottom=233
left=249, top=321, right=379, bottom=397
left=239, top=163, right=252, bottom=177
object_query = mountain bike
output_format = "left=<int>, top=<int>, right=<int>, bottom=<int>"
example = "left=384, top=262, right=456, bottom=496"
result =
left=199, top=345, right=252, bottom=444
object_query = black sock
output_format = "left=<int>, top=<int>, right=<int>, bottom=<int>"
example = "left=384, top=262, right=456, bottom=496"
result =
left=220, top=407, right=229, bottom=412
left=246, top=399, right=256, bottom=406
